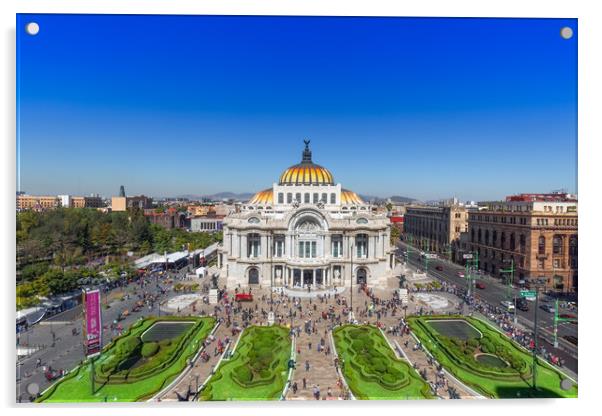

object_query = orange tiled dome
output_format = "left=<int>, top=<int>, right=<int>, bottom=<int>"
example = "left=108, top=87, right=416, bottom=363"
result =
left=248, top=188, right=273, bottom=205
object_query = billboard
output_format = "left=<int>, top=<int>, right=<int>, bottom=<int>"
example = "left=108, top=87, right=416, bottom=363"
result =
left=82, top=289, right=102, bottom=357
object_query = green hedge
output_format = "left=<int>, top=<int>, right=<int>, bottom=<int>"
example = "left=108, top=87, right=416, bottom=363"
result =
left=333, top=325, right=433, bottom=400
left=407, top=315, right=578, bottom=398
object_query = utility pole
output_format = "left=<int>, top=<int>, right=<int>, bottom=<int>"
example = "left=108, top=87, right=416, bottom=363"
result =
left=350, top=242, right=354, bottom=323
left=500, top=258, right=516, bottom=322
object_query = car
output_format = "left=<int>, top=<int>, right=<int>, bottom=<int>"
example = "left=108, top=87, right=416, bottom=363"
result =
left=540, top=304, right=555, bottom=313
left=435, top=265, right=443, bottom=271
left=563, top=335, right=578, bottom=346
left=457, top=271, right=465, bottom=278
left=559, top=313, right=577, bottom=320
left=516, top=302, right=529, bottom=312
left=500, top=300, right=515, bottom=311
left=475, top=282, right=486, bottom=290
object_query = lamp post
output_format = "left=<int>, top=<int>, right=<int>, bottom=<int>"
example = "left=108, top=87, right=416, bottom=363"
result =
left=500, top=258, right=516, bottom=324
left=531, top=278, right=547, bottom=392
left=269, top=231, right=273, bottom=312
left=350, top=242, right=354, bottom=322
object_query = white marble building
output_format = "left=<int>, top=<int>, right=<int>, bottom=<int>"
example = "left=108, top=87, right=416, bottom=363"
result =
left=217, top=141, right=395, bottom=289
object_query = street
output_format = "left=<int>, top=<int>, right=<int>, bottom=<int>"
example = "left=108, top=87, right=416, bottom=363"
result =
left=396, top=240, right=578, bottom=375
left=16, top=267, right=195, bottom=402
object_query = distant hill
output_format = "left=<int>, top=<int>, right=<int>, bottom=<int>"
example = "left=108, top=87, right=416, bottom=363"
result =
left=174, top=192, right=254, bottom=202
left=175, top=192, right=416, bottom=204
left=389, top=195, right=416, bottom=203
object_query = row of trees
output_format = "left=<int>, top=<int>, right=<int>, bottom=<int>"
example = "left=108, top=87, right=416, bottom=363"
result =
left=16, top=208, right=222, bottom=308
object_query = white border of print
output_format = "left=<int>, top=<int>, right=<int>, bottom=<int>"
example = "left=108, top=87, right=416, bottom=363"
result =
left=2, top=1, right=599, bottom=416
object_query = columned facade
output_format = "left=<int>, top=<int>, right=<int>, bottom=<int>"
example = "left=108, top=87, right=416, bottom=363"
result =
left=218, top=141, right=393, bottom=289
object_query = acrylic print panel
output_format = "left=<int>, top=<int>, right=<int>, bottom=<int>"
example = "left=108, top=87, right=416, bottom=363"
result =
left=16, top=14, right=577, bottom=403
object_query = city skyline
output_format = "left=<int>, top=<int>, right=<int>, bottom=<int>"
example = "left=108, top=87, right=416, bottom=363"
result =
left=17, top=15, right=577, bottom=201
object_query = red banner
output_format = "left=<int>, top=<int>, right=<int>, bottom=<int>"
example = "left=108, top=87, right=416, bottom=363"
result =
left=83, top=289, right=102, bottom=357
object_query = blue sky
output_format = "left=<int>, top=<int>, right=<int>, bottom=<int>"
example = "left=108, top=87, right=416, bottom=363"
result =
left=17, top=15, right=577, bottom=201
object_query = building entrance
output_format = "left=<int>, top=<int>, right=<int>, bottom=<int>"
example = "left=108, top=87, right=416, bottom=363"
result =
left=303, top=269, right=313, bottom=285
left=293, top=269, right=301, bottom=286
left=357, top=268, right=367, bottom=284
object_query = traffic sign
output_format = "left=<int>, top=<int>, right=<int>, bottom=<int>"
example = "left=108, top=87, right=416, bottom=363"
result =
left=520, top=290, right=536, bottom=298
left=463, top=254, right=473, bottom=259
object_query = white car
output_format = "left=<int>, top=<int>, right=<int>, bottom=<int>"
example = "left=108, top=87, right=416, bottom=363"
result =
left=500, top=300, right=515, bottom=311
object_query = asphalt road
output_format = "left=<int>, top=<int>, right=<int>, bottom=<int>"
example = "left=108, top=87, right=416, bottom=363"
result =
left=16, top=268, right=193, bottom=402
left=396, top=241, right=578, bottom=375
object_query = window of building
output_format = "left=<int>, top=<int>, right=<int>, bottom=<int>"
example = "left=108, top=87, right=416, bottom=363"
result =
left=510, top=233, right=516, bottom=251
left=304, top=193, right=310, bottom=204
left=330, top=193, right=336, bottom=204
left=332, top=235, right=342, bottom=258
left=322, top=193, right=327, bottom=203
left=313, top=193, right=319, bottom=204
left=538, top=236, right=545, bottom=255
left=538, top=258, right=545, bottom=269
left=569, top=235, right=577, bottom=257
left=274, top=235, right=285, bottom=257
left=287, top=193, right=292, bottom=203
left=295, top=193, right=301, bottom=203
left=356, top=234, right=368, bottom=258
left=553, top=235, right=563, bottom=255
left=247, top=233, right=261, bottom=258
left=278, top=193, right=284, bottom=204
left=554, top=258, right=561, bottom=268
left=298, top=241, right=317, bottom=258
left=478, top=229, right=482, bottom=243
left=485, top=230, right=489, bottom=245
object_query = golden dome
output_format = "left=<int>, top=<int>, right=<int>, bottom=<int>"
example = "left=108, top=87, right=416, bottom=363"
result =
left=341, top=189, right=364, bottom=205
left=248, top=188, right=273, bottom=205
left=279, top=140, right=334, bottom=186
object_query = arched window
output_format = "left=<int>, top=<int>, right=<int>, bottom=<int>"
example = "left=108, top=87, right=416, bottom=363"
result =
left=492, top=230, right=497, bottom=246
left=321, top=193, right=327, bottom=203
left=538, top=236, right=546, bottom=255
left=278, top=193, right=284, bottom=204
left=553, top=235, right=563, bottom=254
left=304, top=193, right=310, bottom=204
left=330, top=193, right=336, bottom=204
left=477, top=229, right=482, bottom=243
left=510, top=233, right=516, bottom=251
left=471, top=228, right=475, bottom=243
left=287, top=193, right=292, bottom=203
left=485, top=230, right=490, bottom=245
left=501, top=232, right=506, bottom=249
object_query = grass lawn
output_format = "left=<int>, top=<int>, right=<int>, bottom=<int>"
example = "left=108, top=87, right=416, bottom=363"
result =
left=37, top=316, right=215, bottom=402
left=333, top=325, right=433, bottom=400
left=200, top=325, right=291, bottom=401
left=407, top=315, right=578, bottom=399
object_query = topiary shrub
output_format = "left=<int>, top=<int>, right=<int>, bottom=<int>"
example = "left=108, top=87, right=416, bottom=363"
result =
left=141, top=342, right=159, bottom=358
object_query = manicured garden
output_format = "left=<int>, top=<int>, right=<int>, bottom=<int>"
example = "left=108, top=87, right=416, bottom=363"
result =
left=200, top=325, right=291, bottom=401
left=37, top=316, right=215, bottom=402
left=332, top=325, right=433, bottom=400
left=407, top=315, right=578, bottom=398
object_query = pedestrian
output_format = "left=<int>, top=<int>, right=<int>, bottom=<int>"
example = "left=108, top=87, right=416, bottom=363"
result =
left=305, top=360, right=310, bottom=371
left=292, top=381, right=298, bottom=394
left=303, top=377, right=307, bottom=389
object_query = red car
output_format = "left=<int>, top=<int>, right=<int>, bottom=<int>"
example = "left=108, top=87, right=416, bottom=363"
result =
left=235, top=293, right=253, bottom=302
left=435, top=265, right=443, bottom=271
left=475, top=282, right=486, bottom=290
left=559, top=313, right=577, bottom=320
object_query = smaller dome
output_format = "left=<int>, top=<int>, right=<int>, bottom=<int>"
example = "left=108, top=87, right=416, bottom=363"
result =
left=341, top=189, right=363, bottom=205
left=248, top=188, right=273, bottom=205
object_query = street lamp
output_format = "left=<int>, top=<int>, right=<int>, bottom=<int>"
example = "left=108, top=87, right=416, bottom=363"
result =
left=350, top=242, right=354, bottom=322
left=500, top=258, right=517, bottom=324
left=530, top=277, right=547, bottom=392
